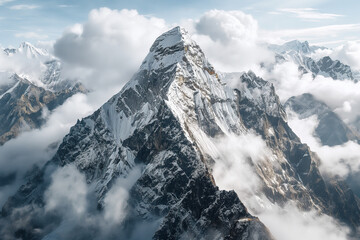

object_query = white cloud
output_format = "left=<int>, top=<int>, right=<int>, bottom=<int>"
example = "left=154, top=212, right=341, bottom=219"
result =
left=329, top=41, right=360, bottom=71
left=258, top=201, right=349, bottom=240
left=278, top=8, right=342, bottom=20
left=263, top=24, right=360, bottom=43
left=310, top=41, right=360, bottom=69
left=45, top=164, right=88, bottom=216
left=58, top=4, right=72, bottom=8
left=10, top=4, right=39, bottom=10
left=15, top=32, right=48, bottom=39
left=54, top=8, right=168, bottom=91
left=191, top=10, right=273, bottom=72
left=212, top=133, right=267, bottom=199
left=0, top=0, right=14, bottom=6
left=103, top=166, right=142, bottom=224
left=195, top=10, right=258, bottom=44
left=42, top=164, right=144, bottom=239
left=249, top=0, right=329, bottom=9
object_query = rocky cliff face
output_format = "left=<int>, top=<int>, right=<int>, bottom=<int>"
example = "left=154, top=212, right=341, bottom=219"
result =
left=0, top=74, right=86, bottom=145
left=1, top=27, right=360, bottom=240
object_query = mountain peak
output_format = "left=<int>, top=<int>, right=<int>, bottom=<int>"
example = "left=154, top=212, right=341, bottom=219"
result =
left=151, top=26, right=192, bottom=49
left=283, top=40, right=311, bottom=53
left=19, top=41, right=35, bottom=48
left=148, top=26, right=195, bottom=56
left=139, top=26, right=210, bottom=73
left=17, top=41, right=48, bottom=58
left=269, top=39, right=314, bottom=55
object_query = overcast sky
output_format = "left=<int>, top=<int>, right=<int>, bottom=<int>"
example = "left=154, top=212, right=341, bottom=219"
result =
left=1, top=0, right=360, bottom=47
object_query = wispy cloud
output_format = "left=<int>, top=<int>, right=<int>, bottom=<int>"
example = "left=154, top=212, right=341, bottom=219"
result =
left=0, top=0, right=14, bottom=6
left=248, top=0, right=331, bottom=10
left=10, top=4, right=39, bottom=10
left=15, top=32, right=48, bottom=39
left=263, top=23, right=360, bottom=42
left=268, top=11, right=281, bottom=15
left=58, top=4, right=73, bottom=8
left=277, top=8, right=343, bottom=20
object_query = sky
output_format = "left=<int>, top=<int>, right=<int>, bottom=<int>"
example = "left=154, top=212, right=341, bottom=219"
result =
left=1, top=0, right=360, bottom=47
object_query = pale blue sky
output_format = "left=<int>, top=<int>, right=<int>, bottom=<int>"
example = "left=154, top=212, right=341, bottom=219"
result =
left=1, top=0, right=360, bottom=47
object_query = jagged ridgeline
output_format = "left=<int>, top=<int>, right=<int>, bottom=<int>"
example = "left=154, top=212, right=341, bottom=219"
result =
left=1, top=27, right=360, bottom=239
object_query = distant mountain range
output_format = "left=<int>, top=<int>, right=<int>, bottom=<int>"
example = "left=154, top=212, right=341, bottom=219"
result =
left=269, top=40, right=358, bottom=82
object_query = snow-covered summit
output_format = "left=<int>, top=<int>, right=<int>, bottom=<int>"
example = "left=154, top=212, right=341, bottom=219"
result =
left=17, top=42, right=49, bottom=58
left=3, top=42, right=49, bottom=58
left=139, top=26, right=207, bottom=72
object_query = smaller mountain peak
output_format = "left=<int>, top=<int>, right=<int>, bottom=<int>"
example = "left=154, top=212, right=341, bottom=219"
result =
left=284, top=40, right=311, bottom=53
left=3, top=48, right=16, bottom=55
left=19, top=41, right=35, bottom=48
left=320, top=56, right=332, bottom=61
left=286, top=40, right=302, bottom=44
left=17, top=41, right=48, bottom=58
left=240, top=70, right=268, bottom=89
